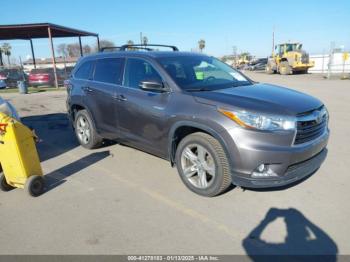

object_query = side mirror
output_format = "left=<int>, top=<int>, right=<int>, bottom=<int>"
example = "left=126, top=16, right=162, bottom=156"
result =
left=139, top=80, right=166, bottom=92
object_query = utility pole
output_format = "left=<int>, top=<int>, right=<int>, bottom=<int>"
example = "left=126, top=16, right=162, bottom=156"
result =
left=19, top=56, right=23, bottom=69
left=140, top=32, right=143, bottom=46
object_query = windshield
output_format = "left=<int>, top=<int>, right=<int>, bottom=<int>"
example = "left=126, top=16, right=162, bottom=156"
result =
left=157, top=55, right=252, bottom=91
left=285, top=44, right=302, bottom=52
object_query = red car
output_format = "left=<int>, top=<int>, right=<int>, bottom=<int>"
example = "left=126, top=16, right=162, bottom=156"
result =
left=28, top=68, right=65, bottom=87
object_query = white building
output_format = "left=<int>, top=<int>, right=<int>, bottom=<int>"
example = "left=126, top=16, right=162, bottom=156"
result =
left=309, top=52, right=350, bottom=74
left=23, top=57, right=78, bottom=72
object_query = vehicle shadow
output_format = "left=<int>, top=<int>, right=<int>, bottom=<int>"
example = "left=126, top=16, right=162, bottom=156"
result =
left=242, top=208, right=338, bottom=261
left=44, top=151, right=110, bottom=193
left=21, top=113, right=112, bottom=193
left=21, top=113, right=79, bottom=162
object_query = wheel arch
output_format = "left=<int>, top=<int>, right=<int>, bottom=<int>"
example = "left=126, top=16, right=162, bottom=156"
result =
left=168, top=121, right=231, bottom=167
left=69, top=103, right=99, bottom=133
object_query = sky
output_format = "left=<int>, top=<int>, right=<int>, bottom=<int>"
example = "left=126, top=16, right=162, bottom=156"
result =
left=1, top=0, right=349, bottom=62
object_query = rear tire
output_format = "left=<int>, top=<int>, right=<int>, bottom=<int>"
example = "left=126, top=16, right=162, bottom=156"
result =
left=0, top=173, right=13, bottom=192
left=175, top=132, right=232, bottom=197
left=74, top=110, right=103, bottom=149
left=25, top=175, right=45, bottom=197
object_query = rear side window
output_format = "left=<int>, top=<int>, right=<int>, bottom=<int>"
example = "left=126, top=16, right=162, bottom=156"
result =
left=74, top=61, right=93, bottom=80
left=93, top=58, right=124, bottom=85
left=30, top=68, right=53, bottom=74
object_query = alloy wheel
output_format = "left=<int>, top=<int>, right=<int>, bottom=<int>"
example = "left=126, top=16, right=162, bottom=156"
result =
left=180, top=144, right=216, bottom=189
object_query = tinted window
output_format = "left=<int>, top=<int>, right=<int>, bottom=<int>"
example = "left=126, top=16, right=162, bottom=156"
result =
left=93, top=58, right=124, bottom=85
left=30, top=68, right=53, bottom=74
left=74, top=61, right=93, bottom=80
left=124, top=58, right=162, bottom=89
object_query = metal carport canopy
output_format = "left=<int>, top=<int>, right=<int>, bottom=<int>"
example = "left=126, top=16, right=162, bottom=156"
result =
left=0, top=23, right=100, bottom=88
left=0, top=23, right=98, bottom=39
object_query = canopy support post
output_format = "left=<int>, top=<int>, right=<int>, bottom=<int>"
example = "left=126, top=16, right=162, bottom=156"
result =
left=48, top=27, right=59, bottom=88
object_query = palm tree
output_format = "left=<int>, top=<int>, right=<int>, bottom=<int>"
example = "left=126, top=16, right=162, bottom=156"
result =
left=142, top=36, right=148, bottom=46
left=1, top=43, right=12, bottom=66
left=198, top=39, right=205, bottom=52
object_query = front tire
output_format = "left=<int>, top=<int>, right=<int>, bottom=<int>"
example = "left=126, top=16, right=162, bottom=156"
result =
left=74, top=110, right=102, bottom=149
left=175, top=132, right=232, bottom=197
left=279, top=61, right=292, bottom=75
left=265, top=63, right=274, bottom=74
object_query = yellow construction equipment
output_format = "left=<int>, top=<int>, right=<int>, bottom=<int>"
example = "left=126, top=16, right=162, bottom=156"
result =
left=266, top=42, right=314, bottom=75
left=237, top=53, right=252, bottom=66
left=0, top=112, right=44, bottom=197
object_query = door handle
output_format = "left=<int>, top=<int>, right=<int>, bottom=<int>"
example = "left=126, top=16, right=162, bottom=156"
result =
left=82, top=86, right=93, bottom=93
left=119, top=95, right=127, bottom=101
left=113, top=94, right=127, bottom=101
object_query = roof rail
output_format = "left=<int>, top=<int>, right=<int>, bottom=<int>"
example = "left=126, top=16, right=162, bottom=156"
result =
left=100, top=46, right=121, bottom=52
left=119, top=44, right=179, bottom=51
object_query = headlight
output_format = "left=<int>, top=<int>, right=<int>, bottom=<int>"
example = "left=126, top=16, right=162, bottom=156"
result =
left=218, top=109, right=296, bottom=131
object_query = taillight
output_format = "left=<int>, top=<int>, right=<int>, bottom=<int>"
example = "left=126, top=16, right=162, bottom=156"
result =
left=29, top=73, right=50, bottom=81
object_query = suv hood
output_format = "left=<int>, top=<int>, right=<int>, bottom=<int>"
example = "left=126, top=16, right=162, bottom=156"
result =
left=192, top=83, right=323, bottom=116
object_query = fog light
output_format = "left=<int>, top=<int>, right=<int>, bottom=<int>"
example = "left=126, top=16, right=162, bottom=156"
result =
left=257, top=164, right=265, bottom=172
left=252, top=164, right=278, bottom=178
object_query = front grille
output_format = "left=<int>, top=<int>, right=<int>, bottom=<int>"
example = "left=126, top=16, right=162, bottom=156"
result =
left=294, top=108, right=328, bottom=145
left=286, top=148, right=327, bottom=176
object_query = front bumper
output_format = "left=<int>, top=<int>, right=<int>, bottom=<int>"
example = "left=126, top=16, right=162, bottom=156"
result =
left=221, top=127, right=329, bottom=188
left=233, top=148, right=327, bottom=188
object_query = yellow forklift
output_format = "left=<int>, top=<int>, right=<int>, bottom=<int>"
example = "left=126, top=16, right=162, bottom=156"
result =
left=266, top=43, right=314, bottom=75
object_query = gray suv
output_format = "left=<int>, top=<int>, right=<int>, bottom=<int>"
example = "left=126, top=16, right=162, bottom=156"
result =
left=66, top=44, right=329, bottom=197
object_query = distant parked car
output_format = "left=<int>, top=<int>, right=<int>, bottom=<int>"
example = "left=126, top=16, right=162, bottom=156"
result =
left=28, top=68, right=65, bottom=87
left=65, top=66, right=75, bottom=75
left=252, top=62, right=268, bottom=71
left=61, top=66, right=75, bottom=80
left=0, top=68, right=27, bottom=88
left=246, top=58, right=268, bottom=71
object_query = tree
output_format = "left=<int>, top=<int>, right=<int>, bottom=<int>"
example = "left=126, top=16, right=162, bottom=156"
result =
left=95, top=39, right=115, bottom=52
left=1, top=43, right=12, bottom=66
left=198, top=39, right=205, bottom=52
left=83, top=45, right=91, bottom=54
left=67, top=43, right=81, bottom=57
left=240, top=52, right=251, bottom=58
left=56, top=43, right=68, bottom=57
